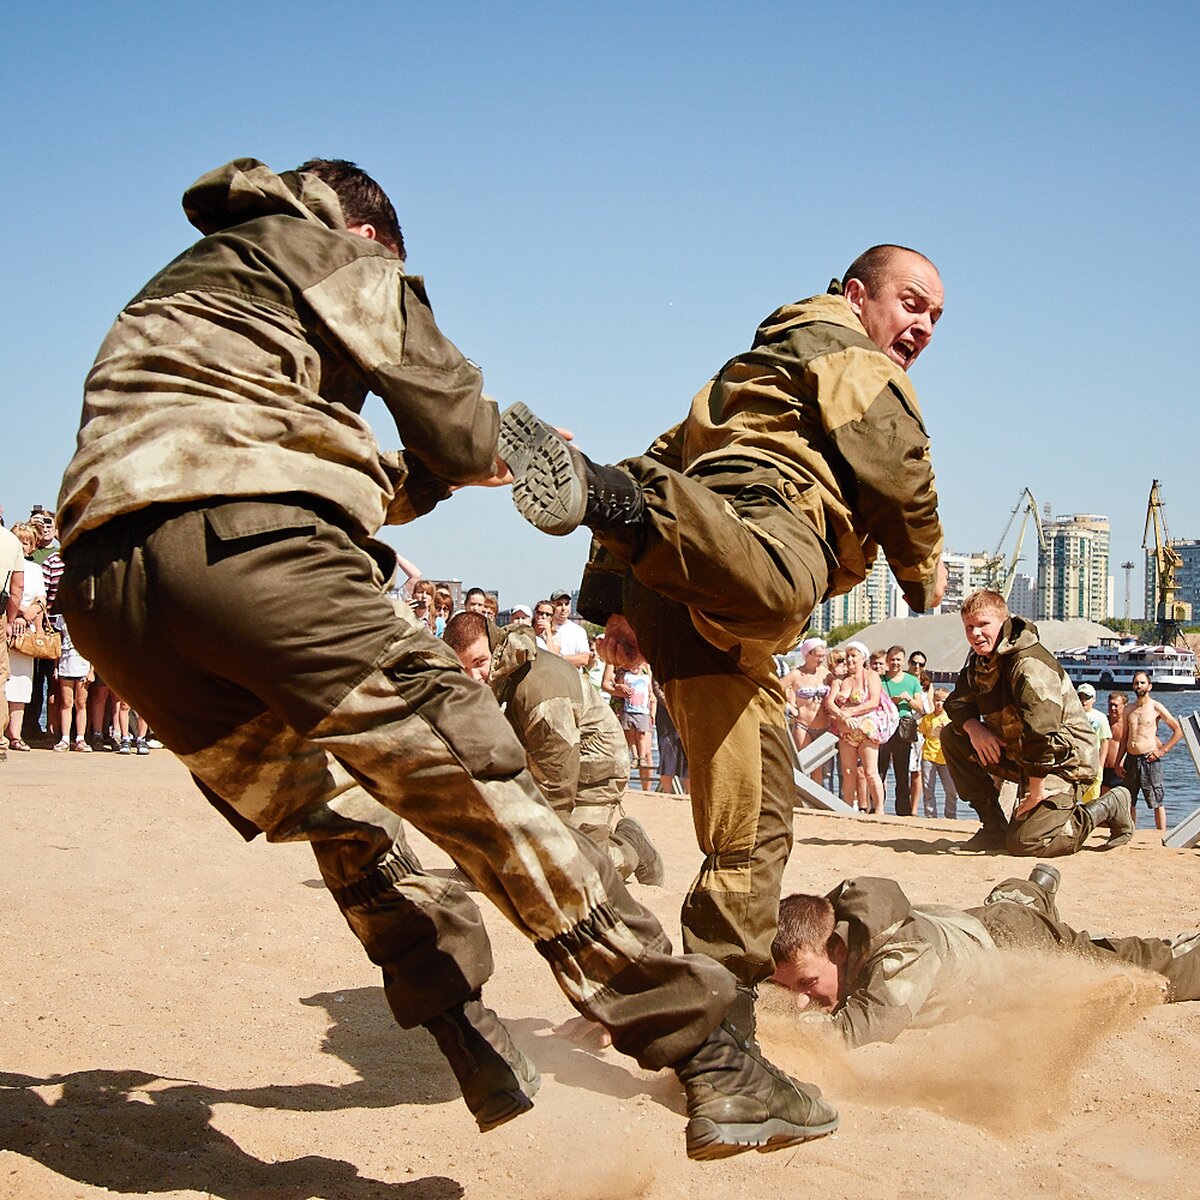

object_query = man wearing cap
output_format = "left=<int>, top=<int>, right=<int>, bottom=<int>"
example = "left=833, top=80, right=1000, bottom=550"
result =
left=1076, top=683, right=1112, bottom=805
left=549, top=589, right=590, bottom=669
left=508, top=604, right=533, bottom=626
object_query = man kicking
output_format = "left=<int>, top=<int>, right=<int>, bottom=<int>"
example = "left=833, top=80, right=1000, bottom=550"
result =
left=499, top=245, right=947, bottom=1047
left=769, top=868, right=1200, bottom=1046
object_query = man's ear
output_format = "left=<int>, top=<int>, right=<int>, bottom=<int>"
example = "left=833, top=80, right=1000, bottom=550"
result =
left=829, top=934, right=848, bottom=965
left=346, top=222, right=379, bottom=242
left=842, top=277, right=867, bottom=317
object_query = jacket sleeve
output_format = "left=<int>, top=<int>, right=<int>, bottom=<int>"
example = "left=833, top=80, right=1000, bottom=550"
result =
left=809, top=346, right=944, bottom=611
left=832, top=938, right=942, bottom=1048
left=520, top=697, right=583, bottom=813
left=1008, top=655, right=1077, bottom=775
left=943, top=661, right=979, bottom=731
left=301, top=259, right=498, bottom=485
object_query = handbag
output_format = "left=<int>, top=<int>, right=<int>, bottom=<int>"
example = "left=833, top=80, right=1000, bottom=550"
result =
left=896, top=713, right=918, bottom=742
left=8, top=611, right=62, bottom=660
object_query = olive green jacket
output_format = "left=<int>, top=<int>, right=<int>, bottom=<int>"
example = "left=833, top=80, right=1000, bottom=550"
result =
left=825, top=877, right=995, bottom=1048
left=945, top=616, right=1098, bottom=784
left=657, top=285, right=944, bottom=611
left=59, top=159, right=497, bottom=548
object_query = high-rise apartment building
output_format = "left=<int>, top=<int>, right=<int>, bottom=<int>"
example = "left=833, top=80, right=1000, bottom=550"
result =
left=1144, top=538, right=1200, bottom=622
left=808, top=553, right=900, bottom=634
left=1037, top=513, right=1110, bottom=622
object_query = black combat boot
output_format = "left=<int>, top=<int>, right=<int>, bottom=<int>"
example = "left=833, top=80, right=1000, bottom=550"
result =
left=613, top=815, right=665, bottom=885
left=1027, top=862, right=1061, bottom=894
left=956, top=794, right=1010, bottom=852
left=422, top=992, right=540, bottom=1132
left=1082, top=788, right=1135, bottom=849
left=498, top=402, right=645, bottom=537
left=674, top=994, right=838, bottom=1161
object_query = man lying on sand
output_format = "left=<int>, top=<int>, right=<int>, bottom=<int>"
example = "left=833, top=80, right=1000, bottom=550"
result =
left=770, top=868, right=1200, bottom=1047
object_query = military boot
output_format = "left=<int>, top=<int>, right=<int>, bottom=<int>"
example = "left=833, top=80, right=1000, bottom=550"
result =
left=1083, top=788, right=1135, bottom=849
left=498, top=402, right=645, bottom=538
left=422, top=992, right=540, bottom=1132
left=1027, top=863, right=1061, bottom=894
left=956, top=794, right=1009, bottom=852
left=674, top=998, right=838, bottom=1160
left=614, top=816, right=665, bottom=886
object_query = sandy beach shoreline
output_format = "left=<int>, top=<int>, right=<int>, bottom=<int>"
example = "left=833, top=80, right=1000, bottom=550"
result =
left=3, top=750, right=1199, bottom=1199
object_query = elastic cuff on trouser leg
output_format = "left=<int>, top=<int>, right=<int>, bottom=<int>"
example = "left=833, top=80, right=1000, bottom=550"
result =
left=532, top=821, right=734, bottom=1069
left=329, top=843, right=495, bottom=1029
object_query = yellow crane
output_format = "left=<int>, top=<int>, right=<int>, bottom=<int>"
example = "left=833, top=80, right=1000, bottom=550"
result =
left=983, top=488, right=1046, bottom=600
left=1142, top=479, right=1191, bottom=645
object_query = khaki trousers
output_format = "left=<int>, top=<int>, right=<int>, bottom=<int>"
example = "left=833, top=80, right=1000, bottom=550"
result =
left=973, top=878, right=1200, bottom=1001
left=601, top=456, right=828, bottom=987
left=58, top=499, right=734, bottom=1068
left=942, top=721, right=1097, bottom=857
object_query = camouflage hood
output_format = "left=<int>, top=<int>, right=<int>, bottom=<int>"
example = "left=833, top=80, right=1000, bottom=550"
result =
left=489, top=625, right=538, bottom=701
left=183, top=158, right=348, bottom=237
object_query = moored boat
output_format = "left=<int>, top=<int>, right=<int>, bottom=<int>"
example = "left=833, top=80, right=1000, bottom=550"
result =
left=1056, top=637, right=1197, bottom=689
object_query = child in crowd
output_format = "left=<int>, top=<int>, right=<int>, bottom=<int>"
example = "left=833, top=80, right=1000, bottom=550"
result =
left=52, top=619, right=92, bottom=752
left=918, top=687, right=957, bottom=818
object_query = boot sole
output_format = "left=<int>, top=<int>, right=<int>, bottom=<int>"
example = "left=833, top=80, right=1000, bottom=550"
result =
left=474, top=1063, right=542, bottom=1133
left=497, top=402, right=587, bottom=537
left=685, top=1114, right=839, bottom=1160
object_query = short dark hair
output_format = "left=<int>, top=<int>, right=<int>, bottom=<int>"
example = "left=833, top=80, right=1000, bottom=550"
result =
left=887, top=644, right=906, bottom=657
left=444, top=611, right=489, bottom=654
left=772, top=893, right=836, bottom=964
left=465, top=587, right=487, bottom=602
left=1109, top=691, right=1128, bottom=705
left=297, top=158, right=405, bottom=260
left=842, top=244, right=933, bottom=293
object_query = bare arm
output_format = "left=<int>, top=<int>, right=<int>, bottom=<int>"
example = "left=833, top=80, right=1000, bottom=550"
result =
left=1149, top=704, right=1183, bottom=759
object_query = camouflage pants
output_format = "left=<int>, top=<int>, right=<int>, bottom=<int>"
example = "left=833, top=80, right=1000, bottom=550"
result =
left=942, top=722, right=1096, bottom=857
left=58, top=499, right=734, bottom=1068
left=597, top=456, right=828, bottom=987
left=971, top=878, right=1200, bottom=1001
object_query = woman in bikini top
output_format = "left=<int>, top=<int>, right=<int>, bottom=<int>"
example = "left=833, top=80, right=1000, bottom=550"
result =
left=783, top=637, right=833, bottom=754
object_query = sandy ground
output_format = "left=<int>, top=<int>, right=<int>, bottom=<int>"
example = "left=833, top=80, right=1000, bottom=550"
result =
left=3, top=750, right=1200, bottom=1200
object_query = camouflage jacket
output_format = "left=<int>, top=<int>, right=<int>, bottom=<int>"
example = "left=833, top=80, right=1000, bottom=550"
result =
left=58, top=159, right=497, bottom=548
left=489, top=626, right=629, bottom=808
left=825, top=877, right=995, bottom=1048
left=648, top=285, right=944, bottom=612
left=944, top=616, right=1097, bottom=784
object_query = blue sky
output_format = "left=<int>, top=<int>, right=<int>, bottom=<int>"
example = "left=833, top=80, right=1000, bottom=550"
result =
left=3, top=2, right=1197, bottom=611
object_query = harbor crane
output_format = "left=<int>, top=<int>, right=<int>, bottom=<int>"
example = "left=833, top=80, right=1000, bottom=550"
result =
left=1143, top=479, right=1192, bottom=646
left=983, top=488, right=1047, bottom=600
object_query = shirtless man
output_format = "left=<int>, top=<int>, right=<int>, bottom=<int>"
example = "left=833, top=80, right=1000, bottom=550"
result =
left=1123, top=672, right=1183, bottom=832
left=1101, top=691, right=1128, bottom=794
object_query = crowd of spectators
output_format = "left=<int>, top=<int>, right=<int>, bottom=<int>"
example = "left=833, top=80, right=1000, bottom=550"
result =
left=2, top=504, right=162, bottom=759
left=7, top=519, right=951, bottom=818
left=782, top=638, right=957, bottom=818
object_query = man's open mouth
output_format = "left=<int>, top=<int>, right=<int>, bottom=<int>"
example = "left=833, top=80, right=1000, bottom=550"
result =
left=893, top=339, right=916, bottom=365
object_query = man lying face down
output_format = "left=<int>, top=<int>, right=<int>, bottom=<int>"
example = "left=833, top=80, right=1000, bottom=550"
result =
left=769, top=872, right=1200, bottom=1048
